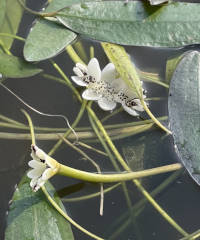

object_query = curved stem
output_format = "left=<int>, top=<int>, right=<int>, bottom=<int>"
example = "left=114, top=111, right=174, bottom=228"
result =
left=21, top=109, right=35, bottom=145
left=62, top=183, right=121, bottom=202
left=141, top=98, right=172, bottom=134
left=42, top=186, right=104, bottom=240
left=58, top=163, right=182, bottom=183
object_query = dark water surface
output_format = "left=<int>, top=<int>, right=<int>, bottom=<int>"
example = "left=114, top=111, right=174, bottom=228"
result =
left=1, top=1, right=200, bottom=240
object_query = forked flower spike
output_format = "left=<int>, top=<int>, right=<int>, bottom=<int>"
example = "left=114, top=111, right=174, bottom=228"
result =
left=71, top=58, right=146, bottom=116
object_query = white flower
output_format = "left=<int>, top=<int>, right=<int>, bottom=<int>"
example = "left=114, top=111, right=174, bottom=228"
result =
left=71, top=58, right=146, bottom=116
left=72, top=58, right=117, bottom=111
left=27, top=145, right=59, bottom=192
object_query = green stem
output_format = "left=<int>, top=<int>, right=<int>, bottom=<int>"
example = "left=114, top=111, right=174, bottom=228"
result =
left=62, top=183, right=121, bottom=202
left=88, top=108, right=134, bottom=214
left=50, top=60, right=82, bottom=102
left=90, top=46, right=94, bottom=58
left=180, top=229, right=200, bottom=240
left=73, top=41, right=88, bottom=63
left=110, top=169, right=183, bottom=234
left=101, top=107, right=123, bottom=123
left=78, top=141, right=108, bottom=156
left=0, top=114, right=26, bottom=126
left=42, top=186, right=104, bottom=240
left=21, top=110, right=35, bottom=145
left=66, top=45, right=85, bottom=65
left=0, top=33, right=25, bottom=41
left=58, top=163, right=182, bottom=183
left=141, top=98, right=172, bottom=134
left=0, top=39, right=11, bottom=55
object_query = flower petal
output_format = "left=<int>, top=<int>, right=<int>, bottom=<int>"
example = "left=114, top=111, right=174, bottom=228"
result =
left=28, top=160, right=45, bottom=169
left=42, top=168, right=54, bottom=181
left=82, top=89, right=101, bottom=100
left=87, top=58, right=101, bottom=82
left=76, top=63, right=87, bottom=72
left=101, top=63, right=116, bottom=83
left=34, top=146, right=47, bottom=161
left=73, top=66, right=84, bottom=77
left=30, top=178, right=38, bottom=188
left=27, top=168, right=44, bottom=179
left=131, top=99, right=144, bottom=112
left=46, top=155, right=58, bottom=169
left=32, top=178, right=45, bottom=192
left=122, top=104, right=139, bottom=116
left=71, top=76, right=87, bottom=86
left=98, top=98, right=117, bottom=111
left=30, top=151, right=40, bottom=162
left=36, top=178, right=46, bottom=188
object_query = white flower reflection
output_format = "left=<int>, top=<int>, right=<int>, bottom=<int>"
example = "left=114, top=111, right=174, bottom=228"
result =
left=71, top=58, right=146, bottom=116
left=27, top=145, right=58, bottom=192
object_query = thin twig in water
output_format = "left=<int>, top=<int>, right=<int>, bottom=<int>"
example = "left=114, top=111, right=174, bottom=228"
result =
left=0, top=82, right=78, bottom=141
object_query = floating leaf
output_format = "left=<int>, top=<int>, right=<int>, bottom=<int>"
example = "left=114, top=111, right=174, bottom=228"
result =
left=56, top=1, right=200, bottom=47
left=23, top=0, right=80, bottom=61
left=0, top=53, right=42, bottom=78
left=5, top=175, right=74, bottom=240
left=24, top=19, right=76, bottom=62
left=0, top=0, right=23, bottom=50
left=168, top=51, right=200, bottom=184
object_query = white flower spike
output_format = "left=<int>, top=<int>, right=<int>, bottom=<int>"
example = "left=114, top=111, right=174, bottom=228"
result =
left=27, top=145, right=59, bottom=192
left=71, top=58, right=146, bottom=116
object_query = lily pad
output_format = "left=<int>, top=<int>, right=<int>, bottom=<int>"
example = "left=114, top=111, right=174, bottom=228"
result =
left=168, top=51, right=200, bottom=185
left=23, top=0, right=80, bottom=61
left=0, top=53, right=42, bottom=78
left=5, top=175, right=74, bottom=240
left=56, top=1, right=200, bottom=47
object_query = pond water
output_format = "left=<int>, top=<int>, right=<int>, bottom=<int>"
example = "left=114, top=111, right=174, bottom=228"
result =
left=1, top=1, right=200, bottom=240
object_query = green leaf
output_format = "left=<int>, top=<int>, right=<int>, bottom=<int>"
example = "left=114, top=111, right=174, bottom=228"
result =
left=101, top=42, right=143, bottom=99
left=23, top=0, right=80, bottom=62
left=56, top=1, right=200, bottom=47
left=0, top=0, right=23, bottom=50
left=168, top=51, right=200, bottom=185
left=0, top=53, right=42, bottom=78
left=5, top=175, right=74, bottom=240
